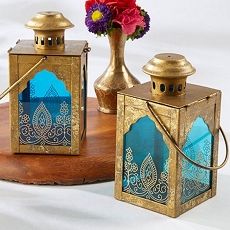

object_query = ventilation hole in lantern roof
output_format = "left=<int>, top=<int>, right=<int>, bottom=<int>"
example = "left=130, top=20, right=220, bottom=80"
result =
left=48, top=37, right=52, bottom=46
left=160, top=84, right=166, bottom=92
left=169, top=84, right=174, bottom=93
left=56, top=37, right=61, bottom=45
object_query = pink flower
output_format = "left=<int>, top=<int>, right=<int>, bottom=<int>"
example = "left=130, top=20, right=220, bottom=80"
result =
left=113, top=8, right=145, bottom=35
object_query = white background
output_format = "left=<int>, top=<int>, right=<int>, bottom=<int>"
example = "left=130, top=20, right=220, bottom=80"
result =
left=0, top=0, right=230, bottom=229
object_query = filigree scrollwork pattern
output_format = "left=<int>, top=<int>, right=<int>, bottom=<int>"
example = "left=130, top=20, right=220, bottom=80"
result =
left=181, top=136, right=212, bottom=203
left=19, top=100, right=71, bottom=146
left=123, top=147, right=169, bottom=204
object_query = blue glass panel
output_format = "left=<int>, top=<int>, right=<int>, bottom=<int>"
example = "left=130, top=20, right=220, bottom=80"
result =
left=181, top=117, right=213, bottom=204
left=18, top=70, right=71, bottom=146
left=122, top=116, right=169, bottom=204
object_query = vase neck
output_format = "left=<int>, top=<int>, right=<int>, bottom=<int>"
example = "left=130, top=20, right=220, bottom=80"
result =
left=108, top=30, right=127, bottom=67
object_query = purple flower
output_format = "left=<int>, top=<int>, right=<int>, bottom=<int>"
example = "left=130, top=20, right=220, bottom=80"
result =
left=85, top=3, right=112, bottom=35
left=135, top=10, right=150, bottom=39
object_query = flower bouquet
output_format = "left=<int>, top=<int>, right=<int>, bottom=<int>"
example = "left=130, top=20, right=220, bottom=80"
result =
left=85, top=0, right=150, bottom=40
left=85, top=0, right=150, bottom=114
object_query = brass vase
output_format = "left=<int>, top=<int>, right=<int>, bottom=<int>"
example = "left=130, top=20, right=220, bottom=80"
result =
left=94, top=29, right=140, bottom=114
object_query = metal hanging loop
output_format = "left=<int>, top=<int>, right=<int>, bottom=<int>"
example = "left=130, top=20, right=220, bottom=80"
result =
left=147, top=102, right=229, bottom=171
left=83, top=47, right=91, bottom=53
left=0, top=56, right=47, bottom=101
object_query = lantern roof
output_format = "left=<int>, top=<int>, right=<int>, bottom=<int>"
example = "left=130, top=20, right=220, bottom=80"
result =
left=118, top=82, right=220, bottom=109
left=142, top=53, right=196, bottom=78
left=25, top=11, right=74, bottom=31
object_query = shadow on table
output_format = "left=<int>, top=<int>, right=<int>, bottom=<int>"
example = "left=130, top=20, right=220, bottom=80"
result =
left=180, top=174, right=230, bottom=230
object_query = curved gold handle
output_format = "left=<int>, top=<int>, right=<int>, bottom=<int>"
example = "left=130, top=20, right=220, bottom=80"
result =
left=0, top=56, right=47, bottom=101
left=147, top=102, right=229, bottom=171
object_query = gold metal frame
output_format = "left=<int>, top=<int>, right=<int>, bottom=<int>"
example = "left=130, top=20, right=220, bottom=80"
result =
left=9, top=40, right=88, bottom=155
left=115, top=84, right=222, bottom=217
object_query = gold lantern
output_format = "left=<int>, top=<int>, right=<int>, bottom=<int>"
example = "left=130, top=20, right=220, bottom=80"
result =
left=114, top=53, right=229, bottom=217
left=5, top=11, right=90, bottom=155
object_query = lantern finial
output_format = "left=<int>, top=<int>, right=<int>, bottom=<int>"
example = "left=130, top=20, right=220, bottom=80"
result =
left=143, top=53, right=196, bottom=96
left=25, top=11, right=74, bottom=51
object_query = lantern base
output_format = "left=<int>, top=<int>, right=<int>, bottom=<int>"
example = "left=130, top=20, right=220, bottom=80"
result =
left=0, top=98, right=116, bottom=185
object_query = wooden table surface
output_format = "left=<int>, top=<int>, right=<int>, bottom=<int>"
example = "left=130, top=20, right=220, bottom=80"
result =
left=0, top=98, right=116, bottom=185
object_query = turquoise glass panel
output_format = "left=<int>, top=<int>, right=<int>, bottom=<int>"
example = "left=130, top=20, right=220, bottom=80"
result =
left=18, top=70, right=71, bottom=146
left=122, top=116, right=169, bottom=204
left=181, top=117, right=213, bottom=204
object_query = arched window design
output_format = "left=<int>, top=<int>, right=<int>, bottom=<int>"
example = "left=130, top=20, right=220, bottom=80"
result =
left=122, top=116, right=169, bottom=204
left=18, top=70, right=71, bottom=146
left=181, top=117, right=213, bottom=203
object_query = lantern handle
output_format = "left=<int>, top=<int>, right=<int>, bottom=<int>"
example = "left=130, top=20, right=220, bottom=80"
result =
left=147, top=102, right=229, bottom=171
left=0, top=56, right=47, bottom=101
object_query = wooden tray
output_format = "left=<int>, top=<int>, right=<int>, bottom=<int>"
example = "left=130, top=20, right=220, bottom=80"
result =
left=0, top=98, right=116, bottom=185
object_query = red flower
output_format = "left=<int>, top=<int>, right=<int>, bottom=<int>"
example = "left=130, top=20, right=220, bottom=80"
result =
left=85, top=0, right=137, bottom=16
left=85, top=0, right=103, bottom=11
left=108, top=0, right=137, bottom=16
left=113, top=8, right=145, bottom=35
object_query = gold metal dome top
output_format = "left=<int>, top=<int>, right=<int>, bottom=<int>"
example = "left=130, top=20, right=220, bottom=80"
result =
left=25, top=11, right=74, bottom=51
left=25, top=11, right=74, bottom=31
left=143, top=53, right=196, bottom=78
left=143, top=53, right=196, bottom=96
